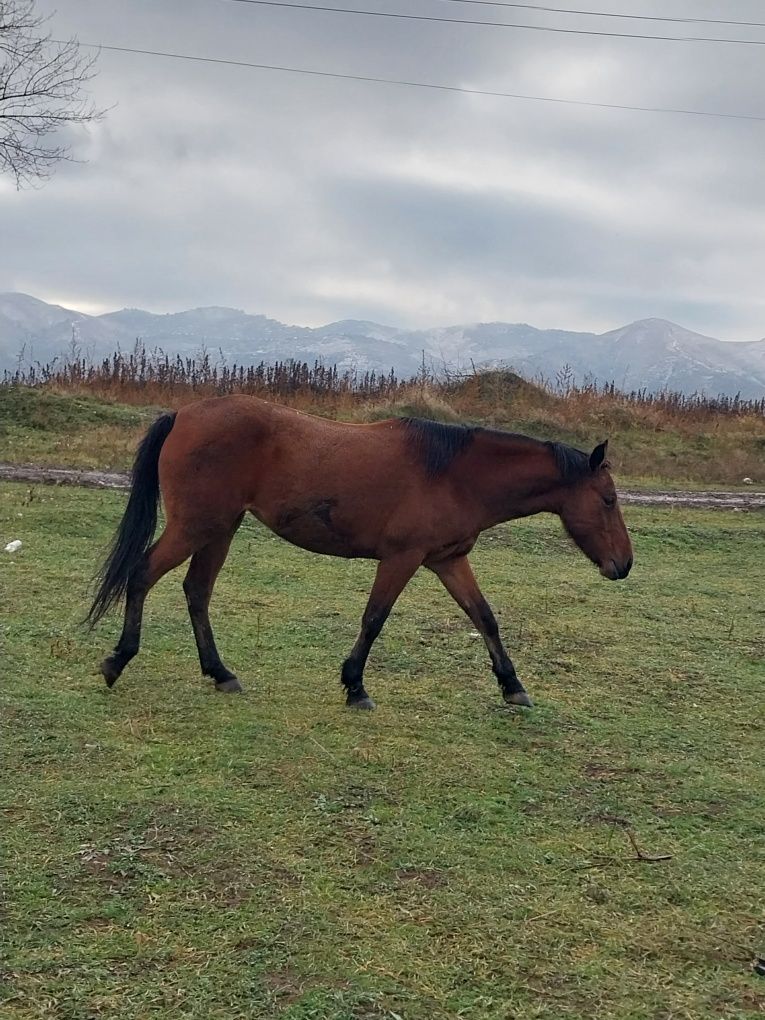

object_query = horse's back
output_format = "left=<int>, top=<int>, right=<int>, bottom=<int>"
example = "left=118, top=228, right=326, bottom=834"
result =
left=159, top=397, right=407, bottom=521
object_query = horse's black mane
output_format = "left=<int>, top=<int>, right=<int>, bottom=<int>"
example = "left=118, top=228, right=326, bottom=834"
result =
left=401, top=417, right=591, bottom=482
left=546, top=441, right=591, bottom=483
left=401, top=418, right=477, bottom=476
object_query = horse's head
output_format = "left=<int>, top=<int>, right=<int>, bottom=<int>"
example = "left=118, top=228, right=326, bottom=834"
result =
left=557, top=441, right=633, bottom=580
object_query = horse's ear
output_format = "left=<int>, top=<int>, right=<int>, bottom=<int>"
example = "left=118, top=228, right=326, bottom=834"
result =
left=589, top=440, right=608, bottom=471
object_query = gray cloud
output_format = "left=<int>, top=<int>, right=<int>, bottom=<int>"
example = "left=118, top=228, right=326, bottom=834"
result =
left=1, top=0, right=764, bottom=339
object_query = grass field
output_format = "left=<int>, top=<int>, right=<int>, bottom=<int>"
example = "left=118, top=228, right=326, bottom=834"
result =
left=1, top=482, right=764, bottom=1019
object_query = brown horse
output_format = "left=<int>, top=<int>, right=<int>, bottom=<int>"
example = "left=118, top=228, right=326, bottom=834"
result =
left=88, top=395, right=633, bottom=709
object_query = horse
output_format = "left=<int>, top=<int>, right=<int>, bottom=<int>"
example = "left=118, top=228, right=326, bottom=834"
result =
left=87, top=395, right=633, bottom=709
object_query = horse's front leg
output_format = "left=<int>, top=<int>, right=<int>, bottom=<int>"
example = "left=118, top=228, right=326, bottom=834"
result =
left=342, top=552, right=422, bottom=710
left=430, top=555, right=533, bottom=707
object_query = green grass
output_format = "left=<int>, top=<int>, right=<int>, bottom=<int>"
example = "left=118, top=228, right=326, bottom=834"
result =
left=1, top=482, right=764, bottom=1019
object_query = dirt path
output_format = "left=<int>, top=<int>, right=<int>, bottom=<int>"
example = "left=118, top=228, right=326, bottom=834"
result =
left=0, top=462, right=763, bottom=510
left=617, top=488, right=765, bottom=510
left=0, top=463, right=131, bottom=490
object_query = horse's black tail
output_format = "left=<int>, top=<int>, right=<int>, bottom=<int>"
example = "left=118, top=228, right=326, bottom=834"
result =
left=86, top=411, right=177, bottom=627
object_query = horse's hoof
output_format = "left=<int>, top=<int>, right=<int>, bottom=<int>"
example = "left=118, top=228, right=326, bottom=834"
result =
left=504, top=690, right=533, bottom=708
left=100, top=658, right=120, bottom=688
left=347, top=695, right=376, bottom=711
left=216, top=677, right=243, bottom=694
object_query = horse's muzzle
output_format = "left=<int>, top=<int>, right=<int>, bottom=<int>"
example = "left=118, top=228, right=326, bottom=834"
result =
left=600, top=556, right=633, bottom=580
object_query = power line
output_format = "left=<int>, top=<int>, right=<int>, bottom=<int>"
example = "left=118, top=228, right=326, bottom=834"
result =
left=224, top=0, right=765, bottom=45
left=70, top=40, right=765, bottom=121
left=434, top=0, right=765, bottom=31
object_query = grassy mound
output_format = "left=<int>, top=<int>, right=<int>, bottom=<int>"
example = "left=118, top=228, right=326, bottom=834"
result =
left=1, top=381, right=762, bottom=485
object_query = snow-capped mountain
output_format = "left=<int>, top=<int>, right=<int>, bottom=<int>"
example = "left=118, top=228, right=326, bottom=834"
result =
left=1, top=292, right=764, bottom=397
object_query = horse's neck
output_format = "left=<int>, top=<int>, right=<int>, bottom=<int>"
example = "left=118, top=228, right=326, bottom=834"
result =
left=465, top=433, right=562, bottom=526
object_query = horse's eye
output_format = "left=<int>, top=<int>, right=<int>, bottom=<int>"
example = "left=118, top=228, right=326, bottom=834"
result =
left=603, top=495, right=617, bottom=508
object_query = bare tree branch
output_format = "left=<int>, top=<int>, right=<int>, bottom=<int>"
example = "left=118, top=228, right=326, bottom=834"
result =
left=0, top=0, right=103, bottom=186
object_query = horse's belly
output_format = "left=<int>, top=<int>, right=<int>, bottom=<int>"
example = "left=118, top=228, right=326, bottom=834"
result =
left=257, top=500, right=377, bottom=559
left=275, top=525, right=373, bottom=559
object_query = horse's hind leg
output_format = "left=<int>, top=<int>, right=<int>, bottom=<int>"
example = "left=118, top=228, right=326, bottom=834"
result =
left=430, top=555, right=533, bottom=708
left=183, top=515, right=244, bottom=693
left=100, top=528, right=195, bottom=687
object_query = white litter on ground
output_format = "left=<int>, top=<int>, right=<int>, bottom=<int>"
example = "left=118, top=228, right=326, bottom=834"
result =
left=4, top=540, right=22, bottom=552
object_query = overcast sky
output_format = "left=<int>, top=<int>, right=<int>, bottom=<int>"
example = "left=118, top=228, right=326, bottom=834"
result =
left=1, top=0, right=764, bottom=339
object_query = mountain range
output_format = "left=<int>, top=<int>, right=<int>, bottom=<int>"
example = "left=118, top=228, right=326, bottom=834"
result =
left=1, top=292, right=764, bottom=398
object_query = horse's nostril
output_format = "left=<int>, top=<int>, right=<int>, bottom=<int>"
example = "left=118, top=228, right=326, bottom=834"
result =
left=619, top=557, right=633, bottom=579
